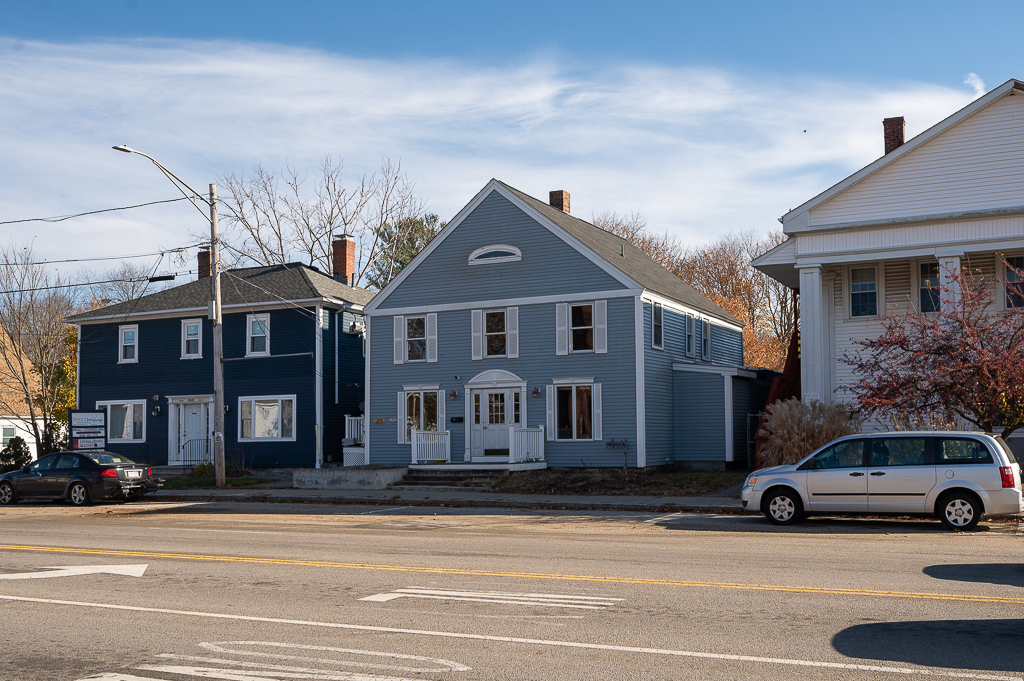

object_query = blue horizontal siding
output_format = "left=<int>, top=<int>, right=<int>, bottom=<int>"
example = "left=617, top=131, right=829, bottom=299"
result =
left=78, top=306, right=363, bottom=468
left=672, top=370, right=726, bottom=462
left=367, top=296, right=638, bottom=468
left=373, top=190, right=628, bottom=309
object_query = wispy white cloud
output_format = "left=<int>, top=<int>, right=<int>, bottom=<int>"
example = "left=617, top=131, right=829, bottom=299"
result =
left=964, top=72, right=987, bottom=99
left=0, top=38, right=977, bottom=275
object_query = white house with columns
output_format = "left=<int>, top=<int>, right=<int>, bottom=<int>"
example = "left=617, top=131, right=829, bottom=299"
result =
left=753, top=78, right=1024, bottom=430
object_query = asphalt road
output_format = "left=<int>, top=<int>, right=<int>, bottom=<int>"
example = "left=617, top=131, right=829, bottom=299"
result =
left=1, top=500, right=1023, bottom=681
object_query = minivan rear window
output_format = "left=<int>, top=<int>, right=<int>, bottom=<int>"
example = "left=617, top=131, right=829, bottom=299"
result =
left=994, top=436, right=1018, bottom=464
left=937, top=438, right=993, bottom=464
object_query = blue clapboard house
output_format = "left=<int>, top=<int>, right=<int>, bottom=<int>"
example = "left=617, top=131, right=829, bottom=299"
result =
left=69, top=243, right=371, bottom=469
left=361, top=180, right=765, bottom=470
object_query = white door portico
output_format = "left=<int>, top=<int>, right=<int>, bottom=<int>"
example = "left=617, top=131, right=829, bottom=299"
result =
left=463, top=370, right=527, bottom=462
left=166, top=395, right=214, bottom=465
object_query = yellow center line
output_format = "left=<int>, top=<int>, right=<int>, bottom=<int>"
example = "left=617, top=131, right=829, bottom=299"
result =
left=1, top=543, right=1020, bottom=605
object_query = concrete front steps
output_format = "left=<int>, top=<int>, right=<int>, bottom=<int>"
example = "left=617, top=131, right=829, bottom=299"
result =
left=388, top=468, right=508, bottom=492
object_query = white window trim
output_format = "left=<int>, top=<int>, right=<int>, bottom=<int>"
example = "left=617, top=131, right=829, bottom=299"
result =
left=685, top=314, right=695, bottom=358
left=652, top=302, right=664, bottom=350
left=483, top=308, right=507, bottom=358
left=246, top=313, right=270, bottom=357
left=701, top=316, right=711, bottom=361
left=844, top=263, right=885, bottom=320
left=569, top=301, right=595, bottom=354
left=118, top=324, right=138, bottom=364
left=181, top=318, right=203, bottom=360
left=550, top=380, right=602, bottom=442
left=95, top=400, right=146, bottom=443
left=1001, top=253, right=1024, bottom=311
left=468, top=244, right=522, bottom=265
left=405, top=314, right=427, bottom=363
left=911, top=259, right=941, bottom=314
left=237, top=394, right=297, bottom=442
left=398, top=388, right=445, bottom=445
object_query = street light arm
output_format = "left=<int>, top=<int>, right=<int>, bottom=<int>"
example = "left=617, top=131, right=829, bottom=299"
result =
left=111, top=145, right=213, bottom=219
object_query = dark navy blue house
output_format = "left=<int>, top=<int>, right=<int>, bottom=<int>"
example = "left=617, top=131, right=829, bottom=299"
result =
left=69, top=253, right=371, bottom=469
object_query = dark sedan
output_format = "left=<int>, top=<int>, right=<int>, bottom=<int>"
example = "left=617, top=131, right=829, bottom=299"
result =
left=0, top=451, right=161, bottom=506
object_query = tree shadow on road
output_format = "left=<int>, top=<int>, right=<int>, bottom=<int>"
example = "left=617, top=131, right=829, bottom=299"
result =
left=923, top=563, right=1024, bottom=588
left=832, top=619, right=1024, bottom=672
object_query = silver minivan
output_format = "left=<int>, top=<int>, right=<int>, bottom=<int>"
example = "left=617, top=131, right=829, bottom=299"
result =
left=741, top=432, right=1023, bottom=530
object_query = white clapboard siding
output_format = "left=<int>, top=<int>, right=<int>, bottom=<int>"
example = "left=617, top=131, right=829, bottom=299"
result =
left=798, top=215, right=1024, bottom=257
left=830, top=266, right=890, bottom=395
left=884, top=260, right=912, bottom=312
left=810, top=94, right=1024, bottom=227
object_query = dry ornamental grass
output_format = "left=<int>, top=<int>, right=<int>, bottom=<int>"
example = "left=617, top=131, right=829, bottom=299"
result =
left=758, top=398, right=861, bottom=468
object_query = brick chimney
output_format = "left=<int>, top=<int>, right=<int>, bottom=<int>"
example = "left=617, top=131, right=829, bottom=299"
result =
left=549, top=190, right=570, bottom=214
left=332, top=234, right=356, bottom=285
left=883, top=116, right=905, bottom=155
left=197, top=249, right=212, bottom=279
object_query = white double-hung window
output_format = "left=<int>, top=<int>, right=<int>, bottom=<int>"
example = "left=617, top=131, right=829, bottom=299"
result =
left=239, top=395, right=295, bottom=441
left=545, top=379, right=602, bottom=442
left=652, top=303, right=664, bottom=349
left=97, top=400, right=145, bottom=442
left=393, top=314, right=437, bottom=364
left=247, top=314, right=270, bottom=357
left=471, top=308, right=519, bottom=360
left=555, top=301, right=607, bottom=355
left=181, top=319, right=202, bottom=359
left=397, top=386, right=445, bottom=444
left=118, top=325, right=138, bottom=363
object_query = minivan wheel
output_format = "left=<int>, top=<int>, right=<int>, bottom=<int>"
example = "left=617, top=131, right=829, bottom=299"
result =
left=762, top=488, right=803, bottom=526
left=68, top=482, right=90, bottom=507
left=0, top=482, right=15, bottom=505
left=939, top=492, right=981, bottom=531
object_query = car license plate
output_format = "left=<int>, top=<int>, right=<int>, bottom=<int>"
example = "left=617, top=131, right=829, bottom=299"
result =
left=126, top=470, right=141, bottom=479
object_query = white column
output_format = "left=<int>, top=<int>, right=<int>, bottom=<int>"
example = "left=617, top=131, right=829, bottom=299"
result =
left=939, top=255, right=961, bottom=311
left=799, top=266, right=825, bottom=402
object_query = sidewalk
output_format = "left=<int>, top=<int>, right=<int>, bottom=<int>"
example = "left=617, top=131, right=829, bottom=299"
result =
left=151, top=486, right=745, bottom=514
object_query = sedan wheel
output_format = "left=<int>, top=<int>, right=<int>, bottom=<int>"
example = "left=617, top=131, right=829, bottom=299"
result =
left=940, top=495, right=980, bottom=531
left=0, top=482, right=15, bottom=505
left=763, top=488, right=803, bottom=526
left=68, top=482, right=90, bottom=507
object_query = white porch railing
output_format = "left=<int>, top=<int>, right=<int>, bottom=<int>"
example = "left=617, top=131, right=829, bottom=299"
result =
left=510, top=426, right=545, bottom=463
left=344, top=415, right=365, bottom=444
left=411, top=429, right=451, bottom=463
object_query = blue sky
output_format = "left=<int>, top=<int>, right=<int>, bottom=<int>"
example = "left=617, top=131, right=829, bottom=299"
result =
left=1, top=1, right=1021, bottom=275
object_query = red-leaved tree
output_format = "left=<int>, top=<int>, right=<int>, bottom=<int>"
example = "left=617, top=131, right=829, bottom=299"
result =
left=841, top=261, right=1024, bottom=438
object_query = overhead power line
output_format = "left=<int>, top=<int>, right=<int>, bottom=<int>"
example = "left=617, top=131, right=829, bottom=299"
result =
left=0, top=197, right=190, bottom=226
left=0, top=270, right=193, bottom=296
left=0, top=245, right=202, bottom=267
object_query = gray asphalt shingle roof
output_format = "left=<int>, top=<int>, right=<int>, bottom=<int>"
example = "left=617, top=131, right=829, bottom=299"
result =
left=498, top=182, right=741, bottom=326
left=68, top=263, right=373, bottom=322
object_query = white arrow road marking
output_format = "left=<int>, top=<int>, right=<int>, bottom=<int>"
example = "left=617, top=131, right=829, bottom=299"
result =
left=0, top=564, right=148, bottom=580
left=16, top=594, right=1019, bottom=681
left=359, top=587, right=622, bottom=609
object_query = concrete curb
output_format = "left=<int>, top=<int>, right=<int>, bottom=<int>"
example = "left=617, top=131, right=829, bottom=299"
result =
left=153, top=492, right=745, bottom=514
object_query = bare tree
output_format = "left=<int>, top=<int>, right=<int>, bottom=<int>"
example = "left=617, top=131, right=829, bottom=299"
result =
left=93, top=261, right=160, bottom=304
left=215, top=156, right=424, bottom=289
left=593, top=213, right=795, bottom=370
left=0, top=244, right=77, bottom=456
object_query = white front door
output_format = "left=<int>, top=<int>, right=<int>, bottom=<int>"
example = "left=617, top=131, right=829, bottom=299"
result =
left=177, top=402, right=209, bottom=464
left=470, top=389, right=521, bottom=459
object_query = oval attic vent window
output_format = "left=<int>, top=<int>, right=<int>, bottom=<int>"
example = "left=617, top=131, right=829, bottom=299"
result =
left=468, top=244, right=522, bottom=265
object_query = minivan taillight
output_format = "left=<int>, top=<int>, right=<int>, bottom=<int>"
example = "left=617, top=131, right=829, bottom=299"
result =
left=100, top=468, right=118, bottom=478
left=1000, top=466, right=1015, bottom=488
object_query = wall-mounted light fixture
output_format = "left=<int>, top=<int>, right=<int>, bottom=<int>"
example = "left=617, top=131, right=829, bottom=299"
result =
left=449, top=390, right=458, bottom=400
left=532, top=387, right=541, bottom=398
left=152, top=395, right=159, bottom=402
left=151, top=405, right=161, bottom=416
left=453, top=375, right=460, bottom=381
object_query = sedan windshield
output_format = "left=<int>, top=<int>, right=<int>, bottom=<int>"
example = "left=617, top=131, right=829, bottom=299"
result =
left=86, top=453, right=136, bottom=465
